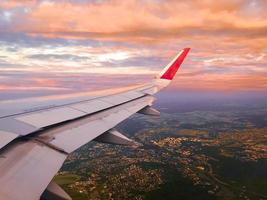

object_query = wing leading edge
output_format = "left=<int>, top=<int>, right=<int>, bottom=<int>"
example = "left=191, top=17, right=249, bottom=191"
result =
left=0, top=48, right=190, bottom=200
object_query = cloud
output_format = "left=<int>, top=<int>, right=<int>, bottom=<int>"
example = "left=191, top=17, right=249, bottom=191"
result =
left=1, top=1, right=265, bottom=41
left=0, top=0, right=266, bottom=92
left=28, top=53, right=89, bottom=61
left=0, top=70, right=150, bottom=100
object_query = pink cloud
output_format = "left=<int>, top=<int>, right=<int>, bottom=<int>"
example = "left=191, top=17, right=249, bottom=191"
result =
left=0, top=0, right=266, bottom=92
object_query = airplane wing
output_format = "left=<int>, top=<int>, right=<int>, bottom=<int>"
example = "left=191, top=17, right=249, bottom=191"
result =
left=0, top=48, right=190, bottom=200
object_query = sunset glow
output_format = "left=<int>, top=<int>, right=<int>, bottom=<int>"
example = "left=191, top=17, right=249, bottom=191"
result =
left=0, top=0, right=266, bottom=93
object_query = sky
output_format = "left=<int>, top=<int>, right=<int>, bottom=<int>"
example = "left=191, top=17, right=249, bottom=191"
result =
left=0, top=0, right=267, bottom=99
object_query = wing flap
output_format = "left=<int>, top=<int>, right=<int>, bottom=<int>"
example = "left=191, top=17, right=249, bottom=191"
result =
left=69, top=99, right=113, bottom=113
left=120, top=91, right=144, bottom=99
left=16, top=107, right=85, bottom=128
left=37, top=96, right=153, bottom=153
left=0, top=86, right=148, bottom=150
left=0, top=141, right=67, bottom=200
left=0, top=131, right=18, bottom=149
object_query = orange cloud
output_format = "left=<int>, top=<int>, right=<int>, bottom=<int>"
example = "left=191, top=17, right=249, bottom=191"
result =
left=170, top=73, right=267, bottom=91
left=0, top=1, right=262, bottom=40
left=0, top=0, right=36, bottom=9
left=0, top=0, right=266, bottom=92
left=31, top=2, right=266, bottom=32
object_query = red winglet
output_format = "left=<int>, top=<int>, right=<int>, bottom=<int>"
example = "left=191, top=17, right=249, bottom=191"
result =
left=160, top=48, right=190, bottom=80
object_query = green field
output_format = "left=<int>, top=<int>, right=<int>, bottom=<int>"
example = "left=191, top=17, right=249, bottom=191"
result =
left=54, top=173, right=88, bottom=200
